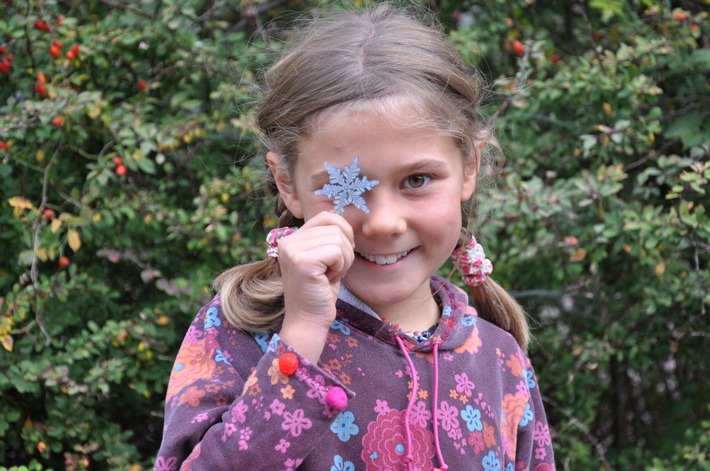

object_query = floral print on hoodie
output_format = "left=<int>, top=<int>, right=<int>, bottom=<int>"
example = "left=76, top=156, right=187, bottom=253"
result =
left=155, top=276, right=555, bottom=471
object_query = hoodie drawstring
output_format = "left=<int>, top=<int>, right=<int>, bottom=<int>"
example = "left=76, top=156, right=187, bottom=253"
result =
left=395, top=336, right=448, bottom=471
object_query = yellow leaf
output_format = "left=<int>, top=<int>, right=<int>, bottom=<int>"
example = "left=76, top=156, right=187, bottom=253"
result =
left=68, top=229, right=81, bottom=252
left=570, top=248, right=587, bottom=262
left=603, top=102, right=612, bottom=116
left=655, top=262, right=666, bottom=276
left=51, top=218, right=62, bottom=233
left=0, top=334, right=13, bottom=352
left=8, top=196, right=34, bottom=210
left=36, top=248, right=48, bottom=262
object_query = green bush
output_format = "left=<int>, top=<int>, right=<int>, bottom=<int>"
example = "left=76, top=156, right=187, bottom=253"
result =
left=1, top=0, right=707, bottom=469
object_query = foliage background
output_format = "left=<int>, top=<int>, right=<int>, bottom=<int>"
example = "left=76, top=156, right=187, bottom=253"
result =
left=1, top=0, right=708, bottom=469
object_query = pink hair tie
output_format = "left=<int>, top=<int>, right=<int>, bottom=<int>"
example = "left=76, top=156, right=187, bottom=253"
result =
left=266, top=227, right=298, bottom=258
left=451, top=238, right=493, bottom=287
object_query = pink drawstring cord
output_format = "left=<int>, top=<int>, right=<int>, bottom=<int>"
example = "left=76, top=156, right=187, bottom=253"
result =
left=396, top=336, right=448, bottom=471
left=395, top=336, right=417, bottom=471
left=432, top=341, right=448, bottom=470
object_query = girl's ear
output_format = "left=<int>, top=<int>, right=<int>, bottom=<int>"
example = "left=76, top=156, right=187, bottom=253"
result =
left=460, top=143, right=482, bottom=201
left=266, top=152, right=305, bottom=219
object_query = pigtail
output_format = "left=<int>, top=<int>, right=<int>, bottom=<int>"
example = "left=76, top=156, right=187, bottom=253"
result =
left=214, top=190, right=303, bottom=333
left=469, top=280, right=530, bottom=352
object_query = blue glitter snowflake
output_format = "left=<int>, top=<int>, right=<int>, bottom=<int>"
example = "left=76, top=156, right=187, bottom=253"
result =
left=314, top=156, right=379, bottom=214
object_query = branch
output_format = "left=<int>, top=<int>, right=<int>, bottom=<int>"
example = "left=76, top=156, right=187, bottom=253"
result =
left=29, top=135, right=63, bottom=346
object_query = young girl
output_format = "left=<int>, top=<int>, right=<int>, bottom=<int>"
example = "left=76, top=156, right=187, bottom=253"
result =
left=155, top=4, right=555, bottom=471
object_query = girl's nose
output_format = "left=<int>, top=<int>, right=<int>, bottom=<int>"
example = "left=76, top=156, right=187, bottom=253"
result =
left=359, top=191, right=407, bottom=238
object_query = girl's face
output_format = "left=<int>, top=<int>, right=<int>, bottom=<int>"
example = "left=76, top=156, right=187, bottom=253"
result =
left=272, top=102, right=478, bottom=318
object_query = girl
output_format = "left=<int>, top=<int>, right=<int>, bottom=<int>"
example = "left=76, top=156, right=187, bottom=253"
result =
left=156, top=4, right=555, bottom=471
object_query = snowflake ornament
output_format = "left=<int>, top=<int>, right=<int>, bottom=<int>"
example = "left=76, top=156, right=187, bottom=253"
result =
left=314, top=156, right=379, bottom=214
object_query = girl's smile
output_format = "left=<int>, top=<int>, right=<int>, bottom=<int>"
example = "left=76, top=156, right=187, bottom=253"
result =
left=273, top=99, right=479, bottom=329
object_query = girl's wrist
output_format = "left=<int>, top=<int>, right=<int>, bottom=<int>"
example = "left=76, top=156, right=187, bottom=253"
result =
left=279, top=316, right=331, bottom=363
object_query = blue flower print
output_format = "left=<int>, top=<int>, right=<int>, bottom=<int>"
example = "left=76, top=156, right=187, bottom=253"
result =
left=330, top=411, right=359, bottom=442
left=331, top=320, right=351, bottom=335
left=520, top=402, right=533, bottom=426
left=331, top=454, right=355, bottom=471
left=253, top=332, right=269, bottom=353
left=214, top=349, right=232, bottom=366
left=482, top=451, right=501, bottom=471
left=505, top=463, right=514, bottom=471
left=441, top=306, right=452, bottom=318
left=461, top=405, right=482, bottom=432
left=204, top=307, right=221, bottom=328
left=524, top=369, right=537, bottom=389
left=462, top=314, right=476, bottom=326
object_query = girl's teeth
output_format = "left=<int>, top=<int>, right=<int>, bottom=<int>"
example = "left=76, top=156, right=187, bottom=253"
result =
left=360, top=251, right=410, bottom=265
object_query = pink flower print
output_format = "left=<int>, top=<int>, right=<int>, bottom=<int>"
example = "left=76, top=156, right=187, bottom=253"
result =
left=535, top=446, right=547, bottom=461
left=238, top=427, right=252, bottom=450
left=443, top=352, right=454, bottom=361
left=437, top=401, right=461, bottom=439
left=191, top=412, right=209, bottom=424
left=306, top=374, right=327, bottom=401
left=409, top=400, right=432, bottom=428
left=455, top=372, right=475, bottom=397
left=374, top=399, right=391, bottom=415
left=230, top=401, right=248, bottom=424
left=282, top=408, right=312, bottom=437
left=533, top=463, right=555, bottom=471
left=154, top=456, right=177, bottom=471
left=275, top=438, right=291, bottom=453
left=361, top=409, right=434, bottom=471
left=468, top=431, right=485, bottom=454
left=222, top=422, right=237, bottom=442
left=270, top=399, right=285, bottom=416
left=185, top=325, right=203, bottom=344
left=533, top=421, right=551, bottom=448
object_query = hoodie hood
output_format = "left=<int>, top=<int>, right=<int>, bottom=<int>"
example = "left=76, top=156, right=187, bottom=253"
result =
left=336, top=275, right=477, bottom=354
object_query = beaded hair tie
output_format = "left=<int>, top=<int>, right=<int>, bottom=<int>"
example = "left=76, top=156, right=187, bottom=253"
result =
left=451, top=237, right=493, bottom=287
left=266, top=226, right=298, bottom=258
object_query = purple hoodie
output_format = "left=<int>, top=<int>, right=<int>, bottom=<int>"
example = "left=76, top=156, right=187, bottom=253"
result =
left=155, top=276, right=555, bottom=470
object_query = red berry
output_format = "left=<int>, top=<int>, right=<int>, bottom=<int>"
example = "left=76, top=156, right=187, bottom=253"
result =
left=35, top=81, right=47, bottom=96
left=49, top=44, right=61, bottom=59
left=0, top=58, right=10, bottom=74
left=0, top=46, right=5, bottom=55
left=59, top=256, right=70, bottom=268
left=66, top=44, right=79, bottom=60
left=674, top=11, right=688, bottom=22
left=551, top=53, right=561, bottom=64
left=52, top=116, right=64, bottom=127
left=512, top=40, right=524, bottom=57
left=115, top=164, right=127, bottom=176
left=43, top=209, right=55, bottom=220
left=34, top=19, right=51, bottom=31
left=137, top=79, right=147, bottom=91
left=113, top=156, right=123, bottom=166
left=593, top=32, right=603, bottom=41
left=0, top=141, right=8, bottom=151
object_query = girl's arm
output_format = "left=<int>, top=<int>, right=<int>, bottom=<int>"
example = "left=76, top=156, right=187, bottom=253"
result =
left=155, top=301, right=354, bottom=471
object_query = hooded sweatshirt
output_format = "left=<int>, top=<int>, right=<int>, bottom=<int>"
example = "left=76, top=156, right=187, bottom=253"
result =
left=155, top=275, right=555, bottom=471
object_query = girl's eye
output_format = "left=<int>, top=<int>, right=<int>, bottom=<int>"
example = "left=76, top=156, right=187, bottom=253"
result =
left=404, top=174, right=431, bottom=189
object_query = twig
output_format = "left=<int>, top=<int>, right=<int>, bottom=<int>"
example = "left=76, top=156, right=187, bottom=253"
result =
left=29, top=135, right=63, bottom=346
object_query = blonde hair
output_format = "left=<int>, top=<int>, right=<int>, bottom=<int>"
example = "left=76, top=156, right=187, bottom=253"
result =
left=214, top=3, right=530, bottom=351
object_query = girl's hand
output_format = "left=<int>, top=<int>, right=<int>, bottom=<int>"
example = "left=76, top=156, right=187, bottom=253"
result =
left=276, top=212, right=354, bottom=363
